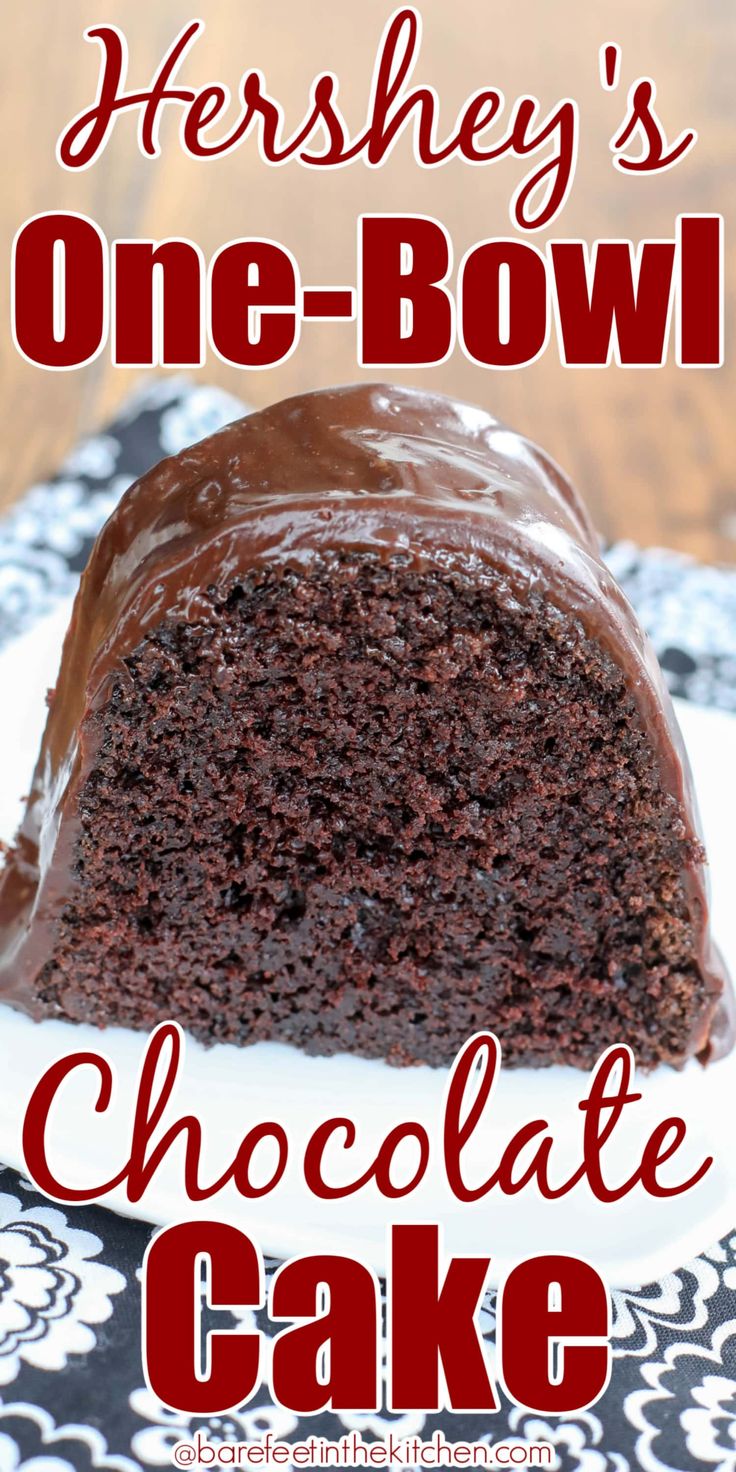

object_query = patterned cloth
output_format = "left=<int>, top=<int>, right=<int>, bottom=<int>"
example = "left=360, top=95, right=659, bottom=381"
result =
left=0, top=378, right=735, bottom=1471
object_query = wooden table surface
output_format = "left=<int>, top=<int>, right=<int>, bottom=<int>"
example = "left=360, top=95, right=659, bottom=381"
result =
left=1, top=0, right=734, bottom=563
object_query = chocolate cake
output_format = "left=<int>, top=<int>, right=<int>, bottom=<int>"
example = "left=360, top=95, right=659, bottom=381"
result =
left=0, top=384, right=730, bottom=1068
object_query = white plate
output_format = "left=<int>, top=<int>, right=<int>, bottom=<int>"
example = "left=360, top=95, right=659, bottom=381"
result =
left=0, top=598, right=734, bottom=1286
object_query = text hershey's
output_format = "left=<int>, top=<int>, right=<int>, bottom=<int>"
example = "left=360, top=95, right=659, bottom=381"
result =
left=10, top=8, right=723, bottom=373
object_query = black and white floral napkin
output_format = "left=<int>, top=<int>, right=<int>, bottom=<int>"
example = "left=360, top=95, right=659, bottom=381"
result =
left=0, top=378, right=734, bottom=1471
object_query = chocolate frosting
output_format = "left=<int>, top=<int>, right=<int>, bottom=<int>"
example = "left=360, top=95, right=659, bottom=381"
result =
left=0, top=382, right=731, bottom=1058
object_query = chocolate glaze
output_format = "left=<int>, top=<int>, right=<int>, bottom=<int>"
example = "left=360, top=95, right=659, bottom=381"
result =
left=0, top=382, right=731, bottom=1060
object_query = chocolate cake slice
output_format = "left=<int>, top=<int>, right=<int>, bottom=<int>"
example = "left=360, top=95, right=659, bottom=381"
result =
left=0, top=384, right=730, bottom=1067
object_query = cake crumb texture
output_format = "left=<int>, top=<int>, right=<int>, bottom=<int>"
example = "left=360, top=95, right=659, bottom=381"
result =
left=37, top=553, right=708, bottom=1068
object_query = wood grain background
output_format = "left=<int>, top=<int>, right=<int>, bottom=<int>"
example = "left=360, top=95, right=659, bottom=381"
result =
left=1, top=0, right=734, bottom=562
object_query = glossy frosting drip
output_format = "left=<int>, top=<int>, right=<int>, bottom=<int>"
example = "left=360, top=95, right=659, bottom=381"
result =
left=0, top=382, right=730, bottom=1058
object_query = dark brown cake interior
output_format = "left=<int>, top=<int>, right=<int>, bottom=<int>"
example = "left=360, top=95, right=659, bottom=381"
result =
left=37, top=551, right=707, bottom=1068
